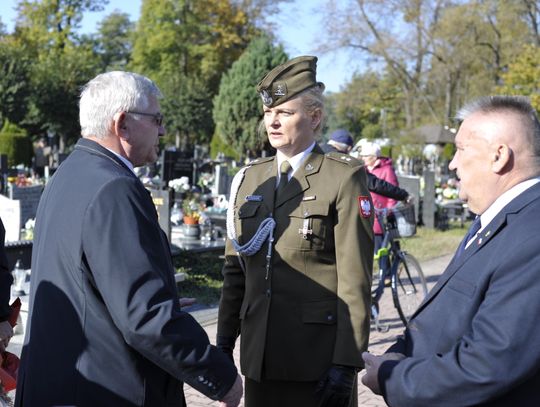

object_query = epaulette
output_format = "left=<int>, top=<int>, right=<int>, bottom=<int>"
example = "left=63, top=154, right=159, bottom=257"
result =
left=246, top=156, right=274, bottom=166
left=325, top=152, right=362, bottom=167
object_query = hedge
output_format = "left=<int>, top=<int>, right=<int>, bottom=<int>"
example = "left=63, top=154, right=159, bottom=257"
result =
left=0, top=132, right=32, bottom=167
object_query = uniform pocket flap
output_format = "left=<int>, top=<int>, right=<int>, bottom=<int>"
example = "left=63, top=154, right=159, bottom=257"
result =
left=290, top=201, right=329, bottom=218
left=238, top=202, right=260, bottom=219
left=301, top=299, right=336, bottom=324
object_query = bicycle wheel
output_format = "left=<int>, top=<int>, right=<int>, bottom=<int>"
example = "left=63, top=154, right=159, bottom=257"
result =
left=392, top=253, right=428, bottom=325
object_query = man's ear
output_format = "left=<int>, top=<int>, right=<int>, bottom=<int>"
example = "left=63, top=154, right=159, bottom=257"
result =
left=114, top=112, right=129, bottom=140
left=492, top=143, right=511, bottom=173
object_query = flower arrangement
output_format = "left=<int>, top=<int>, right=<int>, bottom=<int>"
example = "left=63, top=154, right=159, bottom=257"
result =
left=182, top=197, right=202, bottom=224
left=168, top=176, right=190, bottom=193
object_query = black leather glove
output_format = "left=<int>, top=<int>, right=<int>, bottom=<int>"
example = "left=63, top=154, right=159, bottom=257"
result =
left=216, top=335, right=236, bottom=362
left=316, top=365, right=357, bottom=407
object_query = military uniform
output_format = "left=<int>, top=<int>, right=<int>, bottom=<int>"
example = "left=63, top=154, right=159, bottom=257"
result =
left=218, top=145, right=374, bottom=405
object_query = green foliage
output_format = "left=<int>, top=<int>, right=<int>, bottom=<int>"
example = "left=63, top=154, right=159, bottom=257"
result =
left=0, top=129, right=32, bottom=167
left=361, top=122, right=383, bottom=140
left=161, top=75, right=214, bottom=147
left=333, top=70, right=404, bottom=142
left=6, top=0, right=104, bottom=148
left=0, top=39, right=32, bottom=125
left=496, top=44, right=540, bottom=111
left=94, top=11, right=134, bottom=71
left=442, top=143, right=455, bottom=161
left=210, top=132, right=239, bottom=160
left=212, top=35, right=287, bottom=159
left=130, top=0, right=259, bottom=148
left=173, top=250, right=224, bottom=305
left=26, top=46, right=100, bottom=145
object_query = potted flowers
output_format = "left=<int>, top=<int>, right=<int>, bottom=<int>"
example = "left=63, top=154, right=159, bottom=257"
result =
left=182, top=198, right=202, bottom=225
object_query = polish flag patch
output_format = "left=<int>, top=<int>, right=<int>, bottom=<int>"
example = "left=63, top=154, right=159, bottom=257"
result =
left=358, top=196, right=372, bottom=218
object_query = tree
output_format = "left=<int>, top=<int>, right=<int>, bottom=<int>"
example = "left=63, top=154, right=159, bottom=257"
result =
left=160, top=75, right=214, bottom=148
left=319, top=0, right=538, bottom=130
left=332, top=70, right=405, bottom=140
left=0, top=37, right=32, bottom=125
left=130, top=0, right=259, bottom=149
left=94, top=11, right=134, bottom=71
left=7, top=0, right=104, bottom=149
left=212, top=35, right=287, bottom=159
left=496, top=44, right=540, bottom=110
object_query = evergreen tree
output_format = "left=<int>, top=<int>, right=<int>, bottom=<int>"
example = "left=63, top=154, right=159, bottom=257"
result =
left=212, top=35, right=287, bottom=159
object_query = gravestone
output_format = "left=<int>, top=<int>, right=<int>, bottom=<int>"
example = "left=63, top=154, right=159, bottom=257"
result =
left=0, top=194, right=21, bottom=242
left=397, top=174, right=421, bottom=224
left=9, top=185, right=44, bottom=230
left=422, top=170, right=436, bottom=229
left=214, top=164, right=232, bottom=196
left=149, top=188, right=171, bottom=241
left=161, top=150, right=194, bottom=185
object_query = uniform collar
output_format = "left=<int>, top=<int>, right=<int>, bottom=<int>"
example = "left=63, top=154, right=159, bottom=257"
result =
left=276, top=141, right=316, bottom=181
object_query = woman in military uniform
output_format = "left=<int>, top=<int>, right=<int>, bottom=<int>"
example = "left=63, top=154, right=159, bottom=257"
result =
left=217, top=56, right=374, bottom=407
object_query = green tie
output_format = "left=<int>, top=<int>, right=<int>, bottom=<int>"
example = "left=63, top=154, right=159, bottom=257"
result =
left=275, top=160, right=292, bottom=199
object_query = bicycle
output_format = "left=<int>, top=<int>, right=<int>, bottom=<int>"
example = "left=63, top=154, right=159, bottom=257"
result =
left=371, top=203, right=428, bottom=332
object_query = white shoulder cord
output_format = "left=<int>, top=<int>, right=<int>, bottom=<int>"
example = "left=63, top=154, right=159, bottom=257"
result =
left=226, top=166, right=276, bottom=258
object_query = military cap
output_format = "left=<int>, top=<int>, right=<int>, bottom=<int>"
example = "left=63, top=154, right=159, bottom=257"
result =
left=256, top=56, right=325, bottom=108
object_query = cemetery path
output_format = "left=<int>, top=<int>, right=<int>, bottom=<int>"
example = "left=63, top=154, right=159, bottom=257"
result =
left=7, top=254, right=452, bottom=406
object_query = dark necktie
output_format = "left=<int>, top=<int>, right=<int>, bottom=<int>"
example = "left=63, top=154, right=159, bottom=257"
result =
left=275, top=160, right=292, bottom=199
left=456, top=217, right=481, bottom=257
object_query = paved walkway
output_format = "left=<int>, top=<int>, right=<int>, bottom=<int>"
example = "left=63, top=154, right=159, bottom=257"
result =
left=8, top=254, right=452, bottom=406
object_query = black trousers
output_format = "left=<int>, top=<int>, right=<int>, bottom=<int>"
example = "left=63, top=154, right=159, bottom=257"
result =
left=244, top=376, right=358, bottom=407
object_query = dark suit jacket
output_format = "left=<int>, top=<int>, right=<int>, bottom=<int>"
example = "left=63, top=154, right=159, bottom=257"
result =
left=218, top=146, right=374, bottom=382
left=379, top=182, right=540, bottom=406
left=15, top=138, right=236, bottom=407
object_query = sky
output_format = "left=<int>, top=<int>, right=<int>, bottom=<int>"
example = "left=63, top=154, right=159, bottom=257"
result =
left=0, top=0, right=356, bottom=93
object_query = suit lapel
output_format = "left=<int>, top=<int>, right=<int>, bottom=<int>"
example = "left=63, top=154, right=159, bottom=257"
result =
left=412, top=182, right=540, bottom=318
left=274, top=147, right=324, bottom=209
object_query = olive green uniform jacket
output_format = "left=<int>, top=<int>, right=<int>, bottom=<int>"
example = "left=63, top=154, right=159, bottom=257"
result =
left=218, top=145, right=374, bottom=382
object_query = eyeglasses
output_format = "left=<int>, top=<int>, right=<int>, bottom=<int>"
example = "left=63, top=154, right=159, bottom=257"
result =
left=126, top=111, right=164, bottom=127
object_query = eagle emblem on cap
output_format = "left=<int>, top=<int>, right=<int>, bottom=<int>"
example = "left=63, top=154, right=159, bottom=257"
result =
left=260, top=89, right=273, bottom=106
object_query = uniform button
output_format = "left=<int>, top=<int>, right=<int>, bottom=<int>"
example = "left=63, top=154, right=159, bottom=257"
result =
left=327, top=314, right=334, bottom=321
left=198, top=376, right=204, bottom=382
left=304, top=211, right=309, bottom=216
left=266, top=289, right=271, bottom=297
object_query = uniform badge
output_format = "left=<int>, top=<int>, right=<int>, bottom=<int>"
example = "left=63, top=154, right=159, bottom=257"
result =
left=260, top=90, right=273, bottom=106
left=274, top=83, right=287, bottom=97
left=358, top=196, right=372, bottom=218
left=246, top=195, right=263, bottom=202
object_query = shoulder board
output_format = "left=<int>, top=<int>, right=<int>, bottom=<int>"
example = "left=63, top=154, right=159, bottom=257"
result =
left=325, top=152, right=362, bottom=167
left=246, top=156, right=274, bottom=166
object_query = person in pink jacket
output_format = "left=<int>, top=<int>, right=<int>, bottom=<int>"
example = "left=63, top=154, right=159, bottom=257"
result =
left=359, top=142, right=399, bottom=279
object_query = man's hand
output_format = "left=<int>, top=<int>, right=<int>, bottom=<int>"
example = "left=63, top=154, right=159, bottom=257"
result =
left=219, top=374, right=243, bottom=407
left=316, top=365, right=357, bottom=407
left=361, top=352, right=405, bottom=395
left=0, top=320, right=13, bottom=352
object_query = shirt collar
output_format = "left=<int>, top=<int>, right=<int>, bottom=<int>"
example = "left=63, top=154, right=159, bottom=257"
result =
left=104, top=147, right=136, bottom=175
left=479, top=177, right=540, bottom=231
left=276, top=142, right=316, bottom=181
